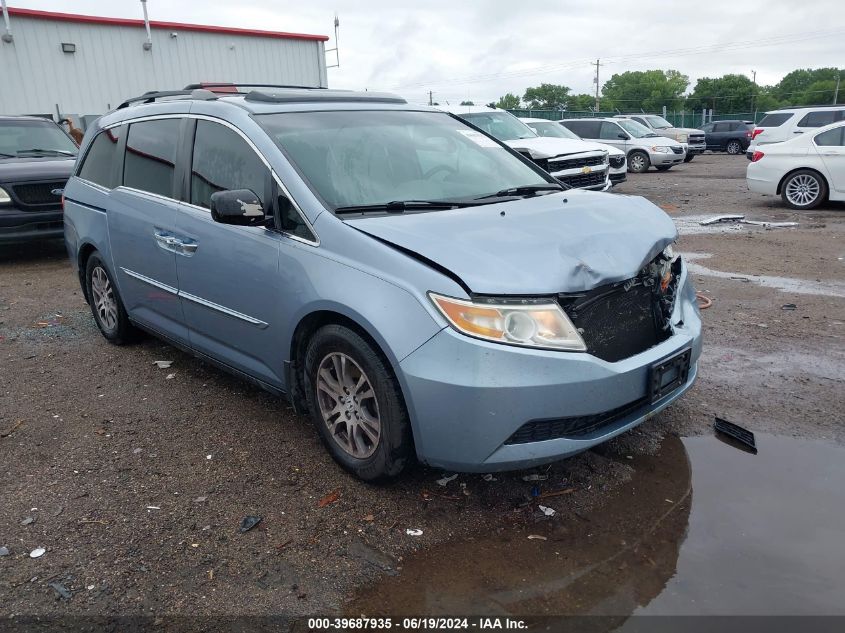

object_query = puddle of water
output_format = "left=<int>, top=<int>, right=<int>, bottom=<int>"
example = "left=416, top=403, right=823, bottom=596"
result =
left=347, top=433, right=845, bottom=618
left=683, top=252, right=845, bottom=298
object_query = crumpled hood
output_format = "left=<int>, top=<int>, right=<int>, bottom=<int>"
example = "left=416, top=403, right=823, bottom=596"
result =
left=346, top=191, right=677, bottom=295
left=0, top=156, right=75, bottom=183
left=504, top=136, right=604, bottom=160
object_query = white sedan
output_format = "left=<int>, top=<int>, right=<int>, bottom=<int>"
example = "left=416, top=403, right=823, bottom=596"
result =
left=747, top=120, right=845, bottom=209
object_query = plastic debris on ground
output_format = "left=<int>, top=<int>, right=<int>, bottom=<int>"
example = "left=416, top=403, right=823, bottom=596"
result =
left=21, top=516, right=35, bottom=526
left=0, top=546, right=9, bottom=556
left=527, top=535, right=547, bottom=541
left=436, top=474, right=458, bottom=487
left=165, top=373, right=176, bottom=380
left=699, top=215, right=797, bottom=229
left=522, top=474, right=548, bottom=482
left=482, top=474, right=497, bottom=482
left=153, top=360, right=173, bottom=369
left=405, top=528, right=423, bottom=536
left=239, top=515, right=263, bottom=533
left=48, top=581, right=72, bottom=600
left=700, top=214, right=745, bottom=226
left=538, top=505, right=556, bottom=517
left=714, top=416, right=758, bottom=454
left=318, top=490, right=340, bottom=507
left=29, top=547, right=46, bottom=558
left=782, top=303, right=797, bottom=310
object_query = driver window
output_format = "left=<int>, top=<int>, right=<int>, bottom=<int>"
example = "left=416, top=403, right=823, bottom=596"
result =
left=600, top=122, right=623, bottom=140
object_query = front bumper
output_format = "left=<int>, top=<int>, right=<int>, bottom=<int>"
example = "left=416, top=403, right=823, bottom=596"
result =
left=650, top=152, right=685, bottom=166
left=399, top=262, right=702, bottom=472
left=0, top=208, right=64, bottom=244
left=686, top=142, right=706, bottom=155
left=609, top=171, right=627, bottom=186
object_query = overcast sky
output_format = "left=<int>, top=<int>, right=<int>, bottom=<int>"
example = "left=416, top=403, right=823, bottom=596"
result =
left=18, top=0, right=845, bottom=104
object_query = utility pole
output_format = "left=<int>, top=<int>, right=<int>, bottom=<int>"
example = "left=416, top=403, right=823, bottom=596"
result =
left=834, top=73, right=841, bottom=105
left=751, top=69, right=757, bottom=120
left=592, top=59, right=603, bottom=111
left=428, top=90, right=433, bottom=106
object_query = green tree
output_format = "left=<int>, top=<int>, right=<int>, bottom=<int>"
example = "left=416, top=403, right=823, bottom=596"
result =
left=495, top=93, right=521, bottom=109
left=522, top=83, right=571, bottom=109
left=601, top=69, right=689, bottom=112
left=687, top=74, right=756, bottom=112
left=773, top=67, right=842, bottom=104
left=459, top=100, right=475, bottom=106
left=565, top=93, right=597, bottom=111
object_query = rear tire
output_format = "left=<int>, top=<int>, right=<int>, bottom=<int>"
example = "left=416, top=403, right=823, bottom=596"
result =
left=780, top=169, right=827, bottom=210
left=628, top=151, right=650, bottom=173
left=726, top=140, right=743, bottom=155
left=85, top=252, right=139, bottom=345
left=303, top=324, right=413, bottom=481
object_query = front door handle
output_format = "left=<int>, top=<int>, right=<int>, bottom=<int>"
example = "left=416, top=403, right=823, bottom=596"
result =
left=180, top=242, right=198, bottom=255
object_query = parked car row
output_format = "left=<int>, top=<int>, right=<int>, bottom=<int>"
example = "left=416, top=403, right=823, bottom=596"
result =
left=57, top=85, right=701, bottom=480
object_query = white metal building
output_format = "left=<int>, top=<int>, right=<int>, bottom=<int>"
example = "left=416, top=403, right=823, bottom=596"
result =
left=0, top=5, right=329, bottom=121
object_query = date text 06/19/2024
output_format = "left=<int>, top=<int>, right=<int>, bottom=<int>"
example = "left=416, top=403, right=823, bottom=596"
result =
left=307, top=617, right=528, bottom=630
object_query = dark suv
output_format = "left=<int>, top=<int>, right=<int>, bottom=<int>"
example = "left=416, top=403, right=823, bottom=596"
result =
left=0, top=116, right=78, bottom=245
left=700, top=120, right=754, bottom=154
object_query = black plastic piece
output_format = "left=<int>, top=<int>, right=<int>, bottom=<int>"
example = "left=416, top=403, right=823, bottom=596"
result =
left=184, top=82, right=322, bottom=91
left=714, top=417, right=757, bottom=454
left=244, top=89, right=406, bottom=104
left=116, top=89, right=217, bottom=109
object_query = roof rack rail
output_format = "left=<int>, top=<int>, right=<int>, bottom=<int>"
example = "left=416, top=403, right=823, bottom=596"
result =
left=244, top=89, right=406, bottom=104
left=117, top=89, right=218, bottom=109
left=773, top=103, right=845, bottom=110
left=183, top=82, right=325, bottom=91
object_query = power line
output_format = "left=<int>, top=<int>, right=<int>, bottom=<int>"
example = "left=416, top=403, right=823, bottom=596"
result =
left=388, top=28, right=844, bottom=90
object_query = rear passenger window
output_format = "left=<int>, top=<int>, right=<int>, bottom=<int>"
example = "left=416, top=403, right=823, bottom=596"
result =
left=797, top=111, right=842, bottom=128
left=814, top=127, right=845, bottom=146
left=123, top=119, right=180, bottom=198
left=757, top=113, right=792, bottom=127
left=190, top=120, right=267, bottom=209
left=564, top=120, right=600, bottom=138
left=78, top=126, right=122, bottom=188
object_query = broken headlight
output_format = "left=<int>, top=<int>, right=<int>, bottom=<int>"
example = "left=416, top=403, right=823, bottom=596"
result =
left=429, top=293, right=586, bottom=351
left=0, top=186, right=11, bottom=206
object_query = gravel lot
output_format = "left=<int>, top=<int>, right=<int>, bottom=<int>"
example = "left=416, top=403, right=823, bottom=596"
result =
left=1, top=154, right=843, bottom=622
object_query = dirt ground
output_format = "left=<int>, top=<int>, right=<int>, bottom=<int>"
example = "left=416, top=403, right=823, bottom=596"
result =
left=1, top=154, right=843, bottom=622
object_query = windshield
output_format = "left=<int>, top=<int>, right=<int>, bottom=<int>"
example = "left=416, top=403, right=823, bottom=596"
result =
left=617, top=119, right=659, bottom=138
left=257, top=110, right=552, bottom=212
left=460, top=111, right=538, bottom=141
left=0, top=119, right=78, bottom=157
left=644, top=115, right=673, bottom=129
left=525, top=121, right=580, bottom=140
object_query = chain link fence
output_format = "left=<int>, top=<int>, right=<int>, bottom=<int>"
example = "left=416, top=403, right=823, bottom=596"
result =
left=508, top=109, right=764, bottom=127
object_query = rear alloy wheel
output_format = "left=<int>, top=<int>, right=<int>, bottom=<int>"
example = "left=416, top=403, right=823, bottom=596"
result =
left=726, top=140, right=743, bottom=155
left=781, top=170, right=827, bottom=210
left=628, top=151, right=650, bottom=173
left=304, top=324, right=413, bottom=481
left=85, top=253, right=139, bottom=344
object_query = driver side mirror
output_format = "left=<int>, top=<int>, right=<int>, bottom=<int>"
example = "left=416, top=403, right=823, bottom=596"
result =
left=618, top=133, right=630, bottom=140
left=209, top=189, right=269, bottom=227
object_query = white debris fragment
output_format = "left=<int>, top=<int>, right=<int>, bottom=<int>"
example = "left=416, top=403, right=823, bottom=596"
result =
left=436, top=474, right=458, bottom=487
left=522, top=474, right=548, bottom=482
left=166, top=373, right=176, bottom=380
left=538, top=505, right=556, bottom=517
left=153, top=360, right=173, bottom=369
left=405, top=528, right=423, bottom=536
left=29, top=547, right=46, bottom=558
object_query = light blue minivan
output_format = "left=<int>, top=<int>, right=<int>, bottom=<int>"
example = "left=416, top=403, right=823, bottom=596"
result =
left=63, top=86, right=702, bottom=481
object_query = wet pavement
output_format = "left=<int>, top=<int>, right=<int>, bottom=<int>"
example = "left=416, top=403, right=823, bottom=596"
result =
left=348, top=432, right=845, bottom=618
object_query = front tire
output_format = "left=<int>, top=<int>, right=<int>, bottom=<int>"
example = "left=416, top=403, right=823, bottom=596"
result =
left=781, top=169, right=827, bottom=210
left=656, top=165, right=672, bottom=172
left=303, top=324, right=413, bottom=481
left=628, top=151, right=650, bottom=173
left=85, top=253, right=139, bottom=345
left=683, top=154, right=695, bottom=163
left=726, top=140, right=743, bottom=155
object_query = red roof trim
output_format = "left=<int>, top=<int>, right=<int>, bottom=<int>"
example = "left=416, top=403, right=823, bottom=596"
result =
left=7, top=7, right=329, bottom=42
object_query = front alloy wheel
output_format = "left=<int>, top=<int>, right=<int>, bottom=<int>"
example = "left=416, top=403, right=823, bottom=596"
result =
left=781, top=170, right=826, bottom=210
left=726, top=140, right=742, bottom=155
left=316, top=352, right=381, bottom=459
left=628, top=151, right=650, bottom=173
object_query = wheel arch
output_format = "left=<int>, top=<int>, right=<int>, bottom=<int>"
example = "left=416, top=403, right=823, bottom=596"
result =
left=776, top=166, right=830, bottom=196
left=77, top=241, right=99, bottom=303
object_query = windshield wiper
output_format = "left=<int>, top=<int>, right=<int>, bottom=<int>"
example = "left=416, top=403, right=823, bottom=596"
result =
left=17, top=148, right=77, bottom=157
left=475, top=184, right=564, bottom=200
left=335, top=200, right=478, bottom=214
left=0, top=151, right=15, bottom=158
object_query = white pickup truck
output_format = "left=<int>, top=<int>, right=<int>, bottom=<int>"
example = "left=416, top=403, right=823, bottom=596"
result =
left=614, top=114, right=706, bottom=162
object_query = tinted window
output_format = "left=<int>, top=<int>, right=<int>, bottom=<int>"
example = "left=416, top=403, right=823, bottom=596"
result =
left=701, top=123, right=714, bottom=132
left=713, top=123, right=730, bottom=133
left=190, top=120, right=267, bottom=209
left=757, top=113, right=792, bottom=127
left=563, top=120, right=601, bottom=138
left=278, top=195, right=315, bottom=241
left=600, top=122, right=624, bottom=140
left=797, top=110, right=843, bottom=128
left=123, top=119, right=180, bottom=197
left=814, top=126, right=845, bottom=146
left=78, top=127, right=122, bottom=188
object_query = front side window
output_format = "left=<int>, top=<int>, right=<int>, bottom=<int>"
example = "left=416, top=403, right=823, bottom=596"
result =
left=527, top=121, right=579, bottom=140
left=123, top=119, right=180, bottom=198
left=190, top=120, right=267, bottom=209
left=814, top=126, right=845, bottom=146
left=617, top=119, right=656, bottom=138
left=701, top=123, right=714, bottom=132
left=714, top=123, right=730, bottom=133
left=644, top=115, right=673, bottom=129
left=459, top=112, right=537, bottom=141
left=78, top=126, right=122, bottom=188
left=600, top=122, right=624, bottom=140
left=798, top=110, right=842, bottom=128
left=0, top=119, right=78, bottom=158
left=257, top=110, right=551, bottom=212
